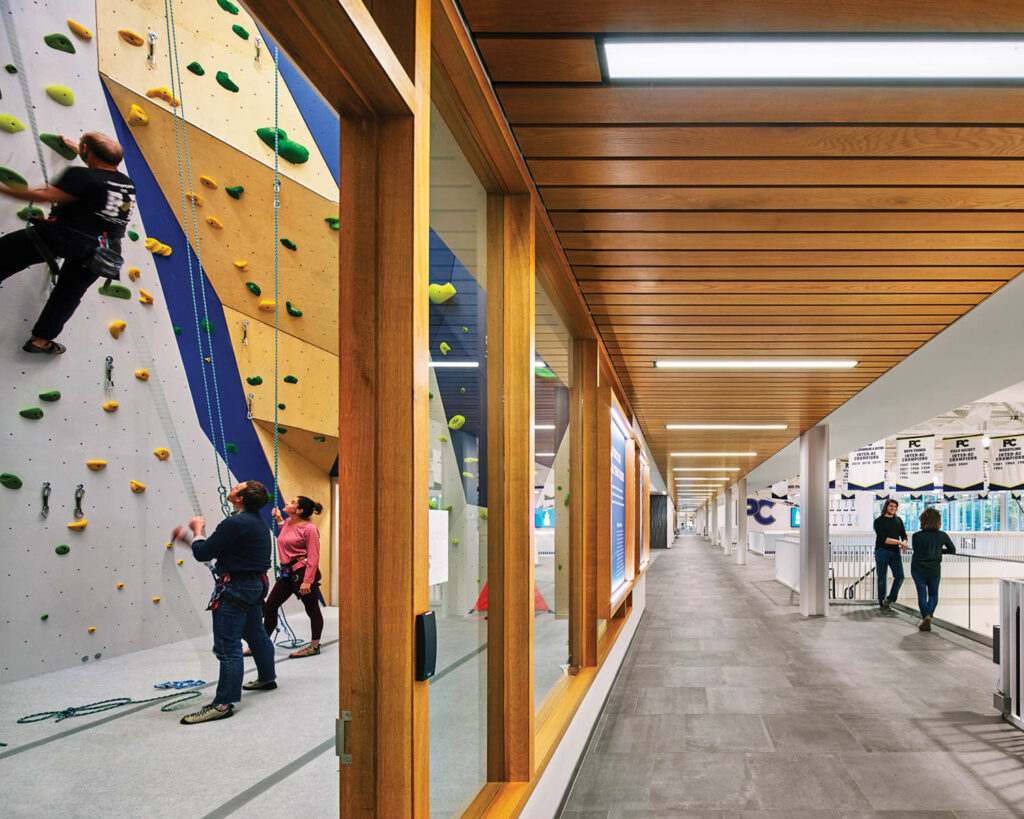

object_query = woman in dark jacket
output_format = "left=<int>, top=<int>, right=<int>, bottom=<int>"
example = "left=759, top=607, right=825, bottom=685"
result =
left=910, top=507, right=957, bottom=631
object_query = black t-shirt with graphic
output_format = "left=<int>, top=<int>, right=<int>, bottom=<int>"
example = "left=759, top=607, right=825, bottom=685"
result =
left=50, top=166, right=135, bottom=244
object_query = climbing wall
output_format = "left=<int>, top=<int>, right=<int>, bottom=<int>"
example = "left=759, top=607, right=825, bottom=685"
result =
left=0, top=0, right=339, bottom=682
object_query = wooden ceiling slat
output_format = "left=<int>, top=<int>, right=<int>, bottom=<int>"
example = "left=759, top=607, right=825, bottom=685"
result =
left=581, top=280, right=998, bottom=294
left=517, top=126, right=1024, bottom=159
left=590, top=304, right=962, bottom=315
left=587, top=292, right=984, bottom=305
left=562, top=232, right=1024, bottom=251
left=568, top=250, right=1024, bottom=265
left=498, top=86, right=1024, bottom=125
left=555, top=212, right=1024, bottom=232
left=577, top=266, right=1018, bottom=282
left=596, top=316, right=953, bottom=327
left=604, top=332, right=936, bottom=342
left=475, top=37, right=601, bottom=83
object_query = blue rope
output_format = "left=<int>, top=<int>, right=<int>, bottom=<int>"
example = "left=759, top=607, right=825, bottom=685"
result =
left=18, top=690, right=201, bottom=723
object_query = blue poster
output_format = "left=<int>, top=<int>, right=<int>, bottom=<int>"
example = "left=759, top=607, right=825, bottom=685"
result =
left=610, top=418, right=627, bottom=595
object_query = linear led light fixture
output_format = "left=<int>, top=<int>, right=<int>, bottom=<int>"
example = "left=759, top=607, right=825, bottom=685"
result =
left=672, top=452, right=756, bottom=457
left=602, top=38, right=1024, bottom=81
left=534, top=424, right=556, bottom=430
left=429, top=361, right=479, bottom=368
left=536, top=452, right=556, bottom=457
left=667, top=424, right=787, bottom=430
left=655, top=360, right=856, bottom=369
left=674, top=467, right=740, bottom=472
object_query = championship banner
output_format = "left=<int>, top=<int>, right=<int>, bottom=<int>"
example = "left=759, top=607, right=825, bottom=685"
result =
left=829, top=459, right=836, bottom=489
left=848, top=440, right=886, bottom=491
left=787, top=477, right=800, bottom=504
left=896, top=434, right=935, bottom=492
left=989, top=434, right=1024, bottom=491
left=771, top=479, right=788, bottom=500
left=942, top=434, right=985, bottom=492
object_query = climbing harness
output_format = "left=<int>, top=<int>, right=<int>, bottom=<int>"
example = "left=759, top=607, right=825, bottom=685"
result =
left=17, top=689, right=201, bottom=724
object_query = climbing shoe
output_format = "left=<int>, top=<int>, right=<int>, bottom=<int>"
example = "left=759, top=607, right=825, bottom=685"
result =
left=22, top=338, right=66, bottom=355
left=289, top=645, right=320, bottom=659
left=180, top=703, right=234, bottom=724
left=242, top=679, right=277, bottom=691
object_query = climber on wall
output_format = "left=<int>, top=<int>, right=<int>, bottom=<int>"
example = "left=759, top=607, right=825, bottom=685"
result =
left=0, top=131, right=135, bottom=355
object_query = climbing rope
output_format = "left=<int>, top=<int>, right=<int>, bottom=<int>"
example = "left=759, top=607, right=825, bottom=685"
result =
left=1, top=9, right=49, bottom=185
left=163, top=0, right=231, bottom=516
left=17, top=689, right=201, bottom=724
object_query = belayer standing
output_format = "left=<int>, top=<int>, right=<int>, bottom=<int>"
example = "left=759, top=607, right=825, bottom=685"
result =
left=0, top=132, right=135, bottom=355
left=874, top=497, right=909, bottom=610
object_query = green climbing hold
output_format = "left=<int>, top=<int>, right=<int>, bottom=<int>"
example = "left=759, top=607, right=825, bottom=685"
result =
left=460, top=387, right=466, bottom=394
left=255, top=127, right=309, bottom=164
left=462, top=472, right=473, bottom=479
left=246, top=282, right=261, bottom=296
left=45, top=86, right=75, bottom=106
left=4, top=64, right=16, bottom=74
left=448, top=415, right=466, bottom=430
left=280, top=238, right=297, bottom=251
left=439, top=342, right=451, bottom=355
left=557, top=563, right=563, bottom=570
left=201, top=319, right=214, bottom=334
left=0, top=114, right=26, bottom=133
left=428, top=391, right=433, bottom=399
left=564, top=492, right=570, bottom=506
left=313, top=436, right=326, bottom=443
left=16, top=205, right=44, bottom=221
left=277, top=403, right=286, bottom=410
left=442, top=504, right=452, bottom=512
left=0, top=473, right=23, bottom=489
left=127, top=230, right=139, bottom=241
left=98, top=282, right=131, bottom=299
left=38, top=390, right=61, bottom=402
left=44, top=33, right=76, bottom=54
left=40, top=613, right=49, bottom=621
left=438, top=435, right=448, bottom=443
left=451, top=538, right=460, bottom=545
left=187, top=61, right=206, bottom=76
left=276, top=426, right=287, bottom=434
left=480, top=508, right=488, bottom=520
left=535, top=366, right=557, bottom=379
left=232, top=24, right=249, bottom=39
left=215, top=71, right=239, bottom=93
left=283, top=375, right=298, bottom=384
left=174, top=326, right=182, bottom=335
left=429, top=498, right=438, bottom=510
left=285, top=301, right=302, bottom=317
left=216, top=0, right=240, bottom=13
left=462, top=326, right=469, bottom=333
left=0, top=167, right=28, bottom=188
left=225, top=443, right=238, bottom=453
left=324, top=217, right=339, bottom=230
left=225, top=185, right=243, bottom=199
left=19, top=407, right=44, bottom=420
left=556, top=484, right=562, bottom=491
left=246, top=376, right=263, bottom=386
left=55, top=544, right=70, bottom=556
left=40, top=133, right=78, bottom=159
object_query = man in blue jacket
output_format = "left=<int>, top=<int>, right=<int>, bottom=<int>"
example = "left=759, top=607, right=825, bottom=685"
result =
left=177, top=481, right=278, bottom=724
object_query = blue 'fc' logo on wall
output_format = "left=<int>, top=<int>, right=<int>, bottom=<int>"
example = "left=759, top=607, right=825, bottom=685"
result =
left=747, top=499, right=776, bottom=525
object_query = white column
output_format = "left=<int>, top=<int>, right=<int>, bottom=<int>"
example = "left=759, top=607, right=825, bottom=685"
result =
left=723, top=486, right=734, bottom=555
left=711, top=498, right=718, bottom=546
left=736, top=478, right=748, bottom=565
left=799, top=424, right=830, bottom=616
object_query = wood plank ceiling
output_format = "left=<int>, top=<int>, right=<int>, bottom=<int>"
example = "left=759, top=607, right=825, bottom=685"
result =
left=458, top=0, right=1024, bottom=508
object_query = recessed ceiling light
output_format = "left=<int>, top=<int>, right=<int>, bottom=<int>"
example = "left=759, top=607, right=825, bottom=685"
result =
left=655, top=360, right=856, bottom=369
left=534, top=424, right=556, bottom=430
left=667, top=424, right=787, bottom=430
left=536, top=452, right=556, bottom=457
left=674, top=467, right=740, bottom=472
left=672, top=452, right=756, bottom=457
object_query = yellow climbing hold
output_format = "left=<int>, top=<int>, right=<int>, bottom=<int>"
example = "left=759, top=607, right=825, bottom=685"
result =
left=0, top=115, right=26, bottom=133
left=45, top=86, right=75, bottom=106
left=234, top=260, right=248, bottom=271
left=88, top=626, right=96, bottom=633
left=127, top=104, right=148, bottom=126
left=134, top=369, right=150, bottom=381
left=448, top=415, right=466, bottom=430
left=186, top=193, right=203, bottom=206
left=86, top=460, right=107, bottom=471
left=428, top=282, right=457, bottom=304
left=258, top=300, right=275, bottom=312
left=103, top=401, right=119, bottom=412
left=199, top=175, right=218, bottom=189
left=130, top=480, right=146, bottom=493
left=67, top=19, right=93, bottom=40
left=166, top=542, right=174, bottom=549
left=153, top=448, right=170, bottom=460
left=127, top=267, right=140, bottom=281
left=67, top=519, right=87, bottom=531
left=108, top=320, right=126, bottom=339
left=439, top=342, right=451, bottom=355
left=145, top=87, right=180, bottom=107
left=116, top=582, right=124, bottom=589
left=118, top=29, right=144, bottom=46
left=177, top=559, right=184, bottom=566
left=152, top=597, right=161, bottom=603
left=145, top=237, right=171, bottom=256
left=206, top=216, right=223, bottom=230
left=138, top=289, right=154, bottom=305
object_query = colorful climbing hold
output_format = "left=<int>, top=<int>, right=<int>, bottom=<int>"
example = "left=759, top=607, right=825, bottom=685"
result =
left=205, top=216, right=223, bottom=229
left=215, top=71, right=239, bottom=93
left=0, top=473, right=23, bottom=489
left=177, top=559, right=184, bottom=566
left=135, top=369, right=150, bottom=381
left=187, top=193, right=203, bottom=206
left=145, top=87, right=179, bottom=107
left=102, top=401, right=119, bottom=413
left=199, top=175, right=217, bottom=189
left=173, top=326, right=182, bottom=335
left=201, top=319, right=214, bottom=334
left=564, top=492, right=570, bottom=506
left=127, top=267, right=140, bottom=281
left=438, top=435, right=448, bottom=443
left=246, top=376, right=263, bottom=386
left=429, top=498, right=439, bottom=510
left=145, top=237, right=172, bottom=256
left=285, top=301, right=302, bottom=317
left=126, top=104, right=148, bottom=126
left=19, top=407, right=43, bottom=420
left=4, top=65, right=15, bottom=74
left=256, top=127, right=310, bottom=164
left=448, top=415, right=466, bottom=430
left=67, top=20, right=94, bottom=40
left=130, top=480, right=146, bottom=493
left=246, top=282, right=261, bottom=296
left=276, top=427, right=287, bottom=434
left=86, top=460, right=107, bottom=471
left=324, top=216, right=339, bottom=230
left=556, top=484, right=562, bottom=491
left=225, top=185, right=244, bottom=199
left=462, top=326, right=469, bottom=333
left=225, top=443, right=238, bottom=453
left=67, top=519, right=87, bottom=531
left=118, top=29, right=144, bottom=46
left=153, top=448, right=170, bottom=461
left=428, top=391, right=434, bottom=399
left=217, top=0, right=240, bottom=13
left=258, top=300, right=275, bottom=312
left=108, top=320, right=126, bottom=339
left=40, top=613, right=49, bottom=620
left=127, top=231, right=139, bottom=241
left=16, top=205, right=44, bottom=221
left=38, top=390, right=60, bottom=402
left=439, top=342, right=451, bottom=355
left=138, top=290, right=154, bottom=305
left=283, top=375, right=298, bottom=384
left=428, top=282, right=457, bottom=304
left=277, top=403, right=286, bottom=410
left=462, top=472, right=473, bottom=479
left=480, top=508, right=488, bottom=520
left=186, top=61, right=205, bottom=76
left=152, top=597, right=161, bottom=603
left=55, top=544, right=70, bottom=556
left=313, top=436, right=326, bottom=443
left=280, top=238, right=297, bottom=251
left=98, top=282, right=131, bottom=299
left=45, top=86, right=75, bottom=106
left=116, top=583, right=124, bottom=589
left=40, top=133, right=78, bottom=159
left=460, top=387, right=466, bottom=394
left=0, top=167, right=27, bottom=188
left=232, top=24, right=249, bottom=39
left=0, top=115, right=26, bottom=133
left=44, top=33, right=76, bottom=54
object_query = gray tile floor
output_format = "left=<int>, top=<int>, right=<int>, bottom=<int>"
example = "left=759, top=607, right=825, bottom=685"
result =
left=560, top=536, right=1024, bottom=818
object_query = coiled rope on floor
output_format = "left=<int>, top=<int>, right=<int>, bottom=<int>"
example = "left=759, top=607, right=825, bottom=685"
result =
left=17, top=689, right=201, bottom=724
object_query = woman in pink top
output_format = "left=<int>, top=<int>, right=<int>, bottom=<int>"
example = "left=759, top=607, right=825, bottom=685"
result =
left=263, top=495, right=324, bottom=658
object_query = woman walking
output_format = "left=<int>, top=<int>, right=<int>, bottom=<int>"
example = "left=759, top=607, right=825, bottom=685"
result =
left=264, top=495, right=324, bottom=657
left=910, top=507, right=956, bottom=632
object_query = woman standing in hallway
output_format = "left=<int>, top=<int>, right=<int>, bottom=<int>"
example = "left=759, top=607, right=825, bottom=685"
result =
left=910, top=507, right=956, bottom=631
left=874, top=497, right=909, bottom=609
left=264, top=496, right=324, bottom=657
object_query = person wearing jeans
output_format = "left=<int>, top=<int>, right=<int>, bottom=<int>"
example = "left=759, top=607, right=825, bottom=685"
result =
left=911, top=507, right=957, bottom=632
left=175, top=481, right=278, bottom=724
left=873, top=497, right=908, bottom=610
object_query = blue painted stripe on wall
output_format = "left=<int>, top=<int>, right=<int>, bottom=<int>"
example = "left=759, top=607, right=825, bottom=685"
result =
left=102, top=83, right=279, bottom=521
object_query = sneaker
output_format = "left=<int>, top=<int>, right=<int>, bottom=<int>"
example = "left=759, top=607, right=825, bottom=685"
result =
left=242, top=648, right=252, bottom=657
left=879, top=598, right=891, bottom=610
left=919, top=615, right=932, bottom=632
left=22, top=338, right=66, bottom=355
left=180, top=703, right=234, bottom=724
left=289, top=645, right=320, bottom=659
left=242, top=679, right=277, bottom=691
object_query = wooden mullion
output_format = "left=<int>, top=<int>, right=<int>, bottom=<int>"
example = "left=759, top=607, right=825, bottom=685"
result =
left=570, top=338, right=599, bottom=670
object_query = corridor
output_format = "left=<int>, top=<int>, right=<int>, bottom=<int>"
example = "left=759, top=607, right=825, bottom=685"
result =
left=561, top=537, right=1024, bottom=817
